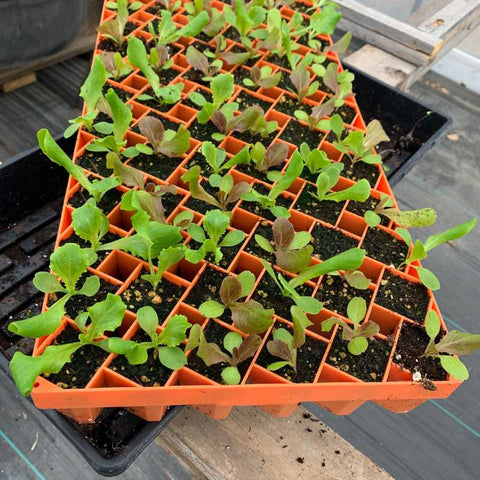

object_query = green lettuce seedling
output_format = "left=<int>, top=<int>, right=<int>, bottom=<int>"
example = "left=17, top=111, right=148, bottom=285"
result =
left=297, top=142, right=334, bottom=176
left=308, top=1, right=342, bottom=34
left=185, top=209, right=245, bottom=263
left=396, top=217, right=477, bottom=291
left=289, top=63, right=319, bottom=103
left=200, top=141, right=251, bottom=176
left=247, top=142, right=289, bottom=181
left=309, top=31, right=352, bottom=64
left=98, top=0, right=130, bottom=47
left=154, top=0, right=182, bottom=13
left=241, top=150, right=303, bottom=218
left=243, top=65, right=282, bottom=89
left=309, top=164, right=370, bottom=203
left=72, top=199, right=109, bottom=251
left=334, top=119, right=390, bottom=165
left=186, top=323, right=262, bottom=384
left=38, top=129, right=120, bottom=204
left=321, top=297, right=380, bottom=355
left=261, top=247, right=366, bottom=314
left=8, top=243, right=101, bottom=339
left=255, top=217, right=313, bottom=273
left=267, top=306, right=313, bottom=372
left=224, top=0, right=265, bottom=42
left=181, top=166, right=251, bottom=212
left=186, top=45, right=223, bottom=81
left=294, top=98, right=336, bottom=130
left=109, top=307, right=191, bottom=370
left=364, top=194, right=437, bottom=229
left=106, top=1, right=142, bottom=12
left=184, top=0, right=226, bottom=38
left=421, top=310, right=480, bottom=381
left=10, top=293, right=127, bottom=396
left=321, top=62, right=355, bottom=107
left=100, top=51, right=133, bottom=80
left=199, top=272, right=274, bottom=334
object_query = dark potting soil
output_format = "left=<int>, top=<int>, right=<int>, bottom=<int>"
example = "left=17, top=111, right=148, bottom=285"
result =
left=326, top=126, right=350, bottom=144
left=184, top=151, right=211, bottom=175
left=121, top=275, right=185, bottom=318
left=244, top=221, right=275, bottom=263
left=280, top=119, right=325, bottom=148
left=296, top=183, right=345, bottom=225
left=228, top=44, right=259, bottom=68
left=334, top=104, right=356, bottom=125
left=266, top=54, right=292, bottom=71
left=185, top=267, right=227, bottom=311
left=274, top=94, right=307, bottom=115
left=102, top=84, right=132, bottom=103
left=293, top=1, right=312, bottom=14
left=232, top=129, right=277, bottom=147
left=376, top=271, right=429, bottom=323
left=340, top=157, right=380, bottom=185
left=202, top=230, right=244, bottom=270
left=187, top=320, right=252, bottom=384
left=233, top=66, right=257, bottom=89
left=182, top=89, right=213, bottom=110
left=189, top=119, right=220, bottom=143
left=394, top=323, right=447, bottom=381
left=98, top=38, right=128, bottom=56
left=223, top=27, right=242, bottom=43
left=109, top=330, right=175, bottom=387
left=256, top=326, right=326, bottom=383
left=184, top=181, right=221, bottom=215
left=327, top=335, right=391, bottom=382
left=347, top=196, right=390, bottom=226
left=126, top=152, right=182, bottom=181
left=68, top=186, right=123, bottom=214
left=76, top=150, right=110, bottom=178
left=45, top=326, right=109, bottom=389
left=362, top=228, right=408, bottom=268
left=252, top=272, right=314, bottom=320
left=235, top=161, right=282, bottom=184
left=239, top=183, right=293, bottom=222
left=311, top=224, right=358, bottom=260
left=182, top=68, right=210, bottom=87
left=235, top=91, right=273, bottom=111
left=316, top=275, right=373, bottom=318
left=136, top=88, right=174, bottom=113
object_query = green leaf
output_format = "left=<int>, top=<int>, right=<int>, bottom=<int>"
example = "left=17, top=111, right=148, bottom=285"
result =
left=291, top=306, right=313, bottom=350
left=439, top=355, right=469, bottom=380
left=364, top=210, right=381, bottom=228
left=276, top=245, right=313, bottom=274
left=177, top=11, right=209, bottom=38
left=231, top=301, right=274, bottom=334
left=323, top=179, right=370, bottom=203
left=348, top=336, right=368, bottom=355
left=383, top=208, right=437, bottom=228
left=203, top=209, right=230, bottom=243
left=294, top=295, right=322, bottom=314
left=423, top=218, right=477, bottom=252
left=87, top=293, right=126, bottom=339
left=435, top=331, right=480, bottom=356
left=289, top=231, right=311, bottom=250
left=237, top=271, right=256, bottom=298
left=416, top=266, right=440, bottom=291
left=80, top=55, right=107, bottom=113
left=269, top=151, right=303, bottom=201
left=221, top=365, right=241, bottom=384
left=108, top=338, right=149, bottom=365
left=105, top=88, right=132, bottom=143
left=347, top=297, right=366, bottom=326
left=407, top=240, right=427, bottom=263
left=127, top=36, right=160, bottom=95
left=267, top=361, right=291, bottom=371
left=425, top=310, right=441, bottom=341
left=224, top=331, right=243, bottom=354
left=72, top=198, right=109, bottom=249
left=33, top=272, right=65, bottom=294
left=158, top=314, right=191, bottom=347
left=159, top=125, right=190, bottom=157
left=76, top=276, right=101, bottom=297
left=396, top=227, right=412, bottom=246
left=200, top=301, right=226, bottom=318
left=343, top=270, right=370, bottom=290
left=188, top=223, right=207, bottom=243
left=136, top=306, right=159, bottom=340
left=211, top=73, right=235, bottom=106
left=220, top=229, right=245, bottom=247
left=158, top=346, right=188, bottom=370
left=321, top=317, right=342, bottom=333
left=10, top=343, right=81, bottom=396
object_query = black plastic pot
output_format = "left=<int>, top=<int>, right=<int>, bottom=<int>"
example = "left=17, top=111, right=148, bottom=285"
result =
left=0, top=72, right=451, bottom=476
left=0, top=0, right=87, bottom=68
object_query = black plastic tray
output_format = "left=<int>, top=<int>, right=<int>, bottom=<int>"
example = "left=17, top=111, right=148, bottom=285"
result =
left=0, top=72, right=450, bottom=476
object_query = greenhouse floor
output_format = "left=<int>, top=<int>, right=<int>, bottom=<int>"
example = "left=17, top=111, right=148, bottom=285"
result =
left=0, top=57, right=479, bottom=480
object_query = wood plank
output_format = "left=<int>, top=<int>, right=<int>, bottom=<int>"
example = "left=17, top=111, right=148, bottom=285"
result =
left=336, top=0, right=442, bottom=55
left=156, top=406, right=393, bottom=480
left=2, top=73, right=37, bottom=93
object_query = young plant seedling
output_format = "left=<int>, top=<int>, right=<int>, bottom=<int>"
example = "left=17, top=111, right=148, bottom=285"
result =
left=396, top=217, right=477, bottom=291
left=109, top=306, right=191, bottom=370
left=224, top=0, right=266, bottom=43
left=243, top=65, right=282, bottom=89
left=248, top=142, right=289, bottom=181
left=181, top=166, right=252, bottom=212
left=185, top=209, right=245, bottom=263
left=186, top=323, right=262, bottom=384
left=421, top=310, right=480, bottom=381
left=289, top=63, right=319, bottom=103
left=10, top=293, right=127, bottom=396
left=200, top=140, right=251, bottom=176
left=294, top=98, right=336, bottom=130
left=186, top=45, right=223, bottom=81
left=267, top=306, right=313, bottom=372
left=38, top=129, right=120, bottom=204
left=334, top=119, right=390, bottom=165
left=100, top=51, right=133, bottom=80
left=199, top=272, right=274, bottom=334
left=98, top=0, right=130, bottom=47
left=364, top=194, right=437, bottom=229
left=297, top=142, right=334, bottom=176
left=255, top=217, right=313, bottom=274
left=72, top=198, right=110, bottom=251
left=321, top=62, right=355, bottom=107
left=107, top=0, right=142, bottom=12
left=321, top=297, right=380, bottom=355
left=8, top=243, right=102, bottom=339
left=154, top=0, right=182, bottom=13
left=308, top=1, right=342, bottom=34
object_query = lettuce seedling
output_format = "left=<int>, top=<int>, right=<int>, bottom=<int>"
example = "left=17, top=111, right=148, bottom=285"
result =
left=200, top=141, right=251, bottom=175
left=255, top=217, right=313, bottom=273
left=396, top=218, right=477, bottom=291
left=289, top=63, right=319, bottom=103
left=185, top=209, right=245, bottom=263
left=100, top=51, right=133, bottom=80
left=310, top=164, right=370, bottom=203
left=8, top=243, right=101, bottom=340
left=38, top=129, right=120, bottom=204
left=127, top=36, right=184, bottom=106
left=294, top=97, right=335, bottom=130
left=154, top=0, right=182, bottom=13
left=248, top=142, right=289, bottom=181
left=64, top=56, right=107, bottom=138
left=364, top=194, right=437, bottom=229
left=98, top=0, right=130, bottom=47
left=309, top=31, right=352, bottom=62
left=181, top=166, right=251, bottom=212
left=186, top=323, right=262, bottom=384
left=10, top=293, right=127, bottom=397
left=308, top=1, right=342, bottom=33
left=109, top=307, right=191, bottom=369
left=321, top=297, right=380, bottom=355
left=421, top=310, right=480, bottom=381
left=241, top=150, right=303, bottom=218
left=199, top=272, right=274, bottom=334
left=267, top=306, right=313, bottom=372
left=261, top=247, right=366, bottom=314
left=107, top=0, right=142, bottom=12
left=243, top=65, right=282, bottom=89
left=72, top=198, right=109, bottom=251
left=333, top=119, right=390, bottom=165
left=184, top=0, right=224, bottom=37
left=224, top=0, right=266, bottom=42
left=186, top=45, right=223, bottom=81
left=297, top=142, right=334, bottom=176
left=321, top=62, right=354, bottom=107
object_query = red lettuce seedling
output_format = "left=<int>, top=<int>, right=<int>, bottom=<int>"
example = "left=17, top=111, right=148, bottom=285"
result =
left=243, top=66, right=282, bottom=89
left=248, top=142, right=289, bottom=181
left=255, top=217, right=313, bottom=273
left=199, top=272, right=274, bottom=334
left=289, top=63, right=319, bottom=103
left=10, top=293, right=127, bottom=396
left=267, top=306, right=313, bottom=372
left=109, top=307, right=191, bottom=369
left=294, top=98, right=336, bottom=131
left=98, top=0, right=130, bottom=47
left=186, top=45, right=223, bottom=81
left=321, top=297, right=380, bottom=355
left=99, top=51, right=133, bottom=80
left=421, top=310, right=480, bottom=381
left=186, top=323, right=262, bottom=384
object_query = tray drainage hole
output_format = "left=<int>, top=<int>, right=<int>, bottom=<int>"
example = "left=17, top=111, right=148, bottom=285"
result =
left=34, top=382, right=40, bottom=388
